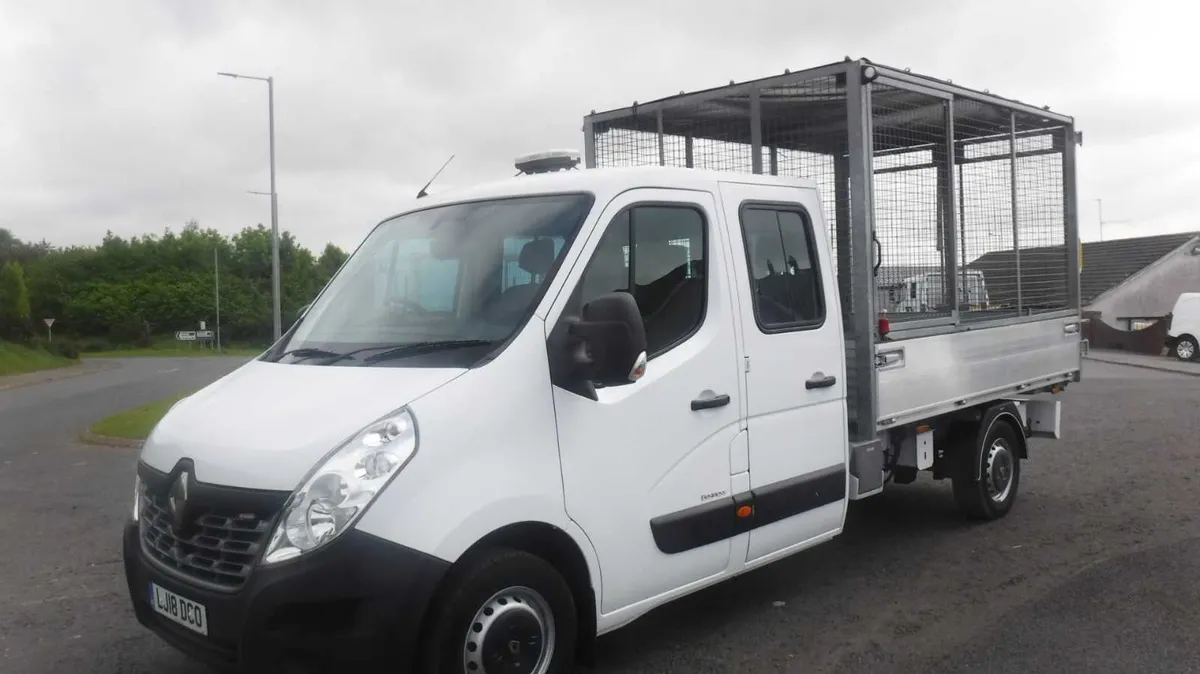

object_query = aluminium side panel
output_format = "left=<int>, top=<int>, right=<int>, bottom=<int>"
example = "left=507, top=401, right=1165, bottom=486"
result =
left=874, top=315, right=1082, bottom=427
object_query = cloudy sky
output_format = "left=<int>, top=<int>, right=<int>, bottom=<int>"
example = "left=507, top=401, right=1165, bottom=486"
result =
left=1, top=0, right=1196, bottom=253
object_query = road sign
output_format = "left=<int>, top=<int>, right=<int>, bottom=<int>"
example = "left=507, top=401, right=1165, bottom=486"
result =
left=175, top=331, right=197, bottom=341
left=199, top=321, right=206, bottom=330
left=43, top=318, right=55, bottom=328
left=197, top=330, right=214, bottom=339
left=44, top=318, right=55, bottom=343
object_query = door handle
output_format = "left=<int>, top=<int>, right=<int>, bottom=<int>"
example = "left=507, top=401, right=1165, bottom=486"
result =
left=691, top=393, right=731, bottom=411
left=805, top=373, right=837, bottom=390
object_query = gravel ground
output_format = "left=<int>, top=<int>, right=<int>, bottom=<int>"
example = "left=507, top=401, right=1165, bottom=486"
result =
left=1, top=358, right=1197, bottom=673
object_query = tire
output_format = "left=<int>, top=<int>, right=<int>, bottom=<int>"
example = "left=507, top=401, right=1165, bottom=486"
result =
left=1174, top=336, right=1198, bottom=362
left=418, top=548, right=578, bottom=674
left=952, top=417, right=1022, bottom=520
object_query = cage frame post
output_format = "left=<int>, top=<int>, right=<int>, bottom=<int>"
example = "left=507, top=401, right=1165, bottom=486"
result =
left=845, top=62, right=879, bottom=443
left=940, top=98, right=960, bottom=322
left=1063, top=127, right=1080, bottom=312
left=656, top=110, right=665, bottom=166
left=1009, top=111, right=1023, bottom=314
left=583, top=117, right=596, bottom=168
left=749, top=88, right=763, bottom=174
left=834, top=153, right=853, bottom=317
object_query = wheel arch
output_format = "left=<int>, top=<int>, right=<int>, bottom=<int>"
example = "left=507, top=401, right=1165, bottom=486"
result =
left=946, top=401, right=1028, bottom=481
left=425, top=520, right=600, bottom=663
left=984, top=404, right=1029, bottom=462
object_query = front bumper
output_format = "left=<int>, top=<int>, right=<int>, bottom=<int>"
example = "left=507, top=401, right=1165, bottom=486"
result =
left=123, top=521, right=449, bottom=673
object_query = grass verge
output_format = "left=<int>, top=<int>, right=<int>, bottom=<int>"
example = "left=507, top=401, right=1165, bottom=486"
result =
left=89, top=390, right=195, bottom=440
left=0, top=340, right=75, bottom=377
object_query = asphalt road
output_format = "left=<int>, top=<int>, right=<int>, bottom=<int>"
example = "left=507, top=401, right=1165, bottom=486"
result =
left=0, top=357, right=249, bottom=673
left=0, top=358, right=1197, bottom=673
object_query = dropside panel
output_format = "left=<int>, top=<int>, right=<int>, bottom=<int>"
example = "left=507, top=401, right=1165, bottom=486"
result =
left=875, top=315, right=1082, bottom=427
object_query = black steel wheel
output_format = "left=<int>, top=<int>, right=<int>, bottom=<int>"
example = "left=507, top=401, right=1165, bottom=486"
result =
left=953, top=417, right=1022, bottom=520
left=419, top=548, right=577, bottom=674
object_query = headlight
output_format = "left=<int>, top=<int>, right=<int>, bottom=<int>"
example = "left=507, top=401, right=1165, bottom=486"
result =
left=132, top=475, right=143, bottom=522
left=262, top=407, right=418, bottom=564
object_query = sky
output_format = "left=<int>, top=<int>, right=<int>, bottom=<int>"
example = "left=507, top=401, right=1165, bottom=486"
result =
left=1, top=0, right=1197, bottom=254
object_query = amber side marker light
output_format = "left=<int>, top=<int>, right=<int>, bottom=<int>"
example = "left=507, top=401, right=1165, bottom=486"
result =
left=737, top=505, right=754, bottom=519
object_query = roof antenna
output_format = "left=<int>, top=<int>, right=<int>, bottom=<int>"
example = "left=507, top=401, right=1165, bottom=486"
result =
left=416, top=154, right=455, bottom=199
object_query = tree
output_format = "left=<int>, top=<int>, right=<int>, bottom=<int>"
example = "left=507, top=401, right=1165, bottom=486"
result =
left=317, top=243, right=349, bottom=278
left=0, top=261, right=32, bottom=340
left=0, top=222, right=348, bottom=346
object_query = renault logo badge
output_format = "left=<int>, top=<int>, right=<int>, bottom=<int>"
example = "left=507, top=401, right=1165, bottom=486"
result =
left=167, top=470, right=191, bottom=534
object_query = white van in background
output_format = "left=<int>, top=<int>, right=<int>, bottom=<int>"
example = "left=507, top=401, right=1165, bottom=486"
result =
left=1166, top=292, right=1200, bottom=361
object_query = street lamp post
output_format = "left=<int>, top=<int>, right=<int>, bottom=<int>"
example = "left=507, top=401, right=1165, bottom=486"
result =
left=214, top=247, right=221, bottom=353
left=219, top=71, right=282, bottom=341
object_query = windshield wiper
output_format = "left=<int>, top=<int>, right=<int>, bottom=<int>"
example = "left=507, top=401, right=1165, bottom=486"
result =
left=362, top=340, right=496, bottom=364
left=272, top=347, right=342, bottom=362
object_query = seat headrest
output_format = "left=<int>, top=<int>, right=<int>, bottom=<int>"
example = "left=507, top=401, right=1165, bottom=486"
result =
left=519, top=238, right=555, bottom=276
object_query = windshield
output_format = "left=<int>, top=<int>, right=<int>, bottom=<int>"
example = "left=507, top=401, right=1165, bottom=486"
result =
left=270, top=192, right=594, bottom=367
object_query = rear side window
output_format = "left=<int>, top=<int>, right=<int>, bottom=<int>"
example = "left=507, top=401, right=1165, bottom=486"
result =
left=739, top=205, right=825, bottom=331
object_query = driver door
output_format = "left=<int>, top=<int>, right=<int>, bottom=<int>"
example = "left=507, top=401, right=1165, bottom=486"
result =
left=547, top=188, right=745, bottom=616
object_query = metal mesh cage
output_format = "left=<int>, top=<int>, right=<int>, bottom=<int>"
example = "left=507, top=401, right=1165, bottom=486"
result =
left=590, top=72, right=860, bottom=318
left=586, top=64, right=1076, bottom=329
left=955, top=103, right=1070, bottom=320
left=954, top=98, right=1016, bottom=321
left=870, top=85, right=953, bottom=323
left=757, top=74, right=850, bottom=314
left=584, top=60, right=1078, bottom=441
left=590, top=93, right=757, bottom=173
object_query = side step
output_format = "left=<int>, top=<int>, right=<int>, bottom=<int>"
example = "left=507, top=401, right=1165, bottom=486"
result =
left=848, top=438, right=884, bottom=499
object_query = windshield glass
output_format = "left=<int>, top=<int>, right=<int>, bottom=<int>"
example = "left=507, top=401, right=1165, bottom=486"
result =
left=270, top=193, right=594, bottom=367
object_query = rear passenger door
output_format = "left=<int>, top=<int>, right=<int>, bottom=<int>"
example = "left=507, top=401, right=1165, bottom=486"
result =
left=718, top=182, right=848, bottom=567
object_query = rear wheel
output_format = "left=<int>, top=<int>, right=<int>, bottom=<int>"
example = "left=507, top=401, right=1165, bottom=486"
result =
left=1175, top=336, right=1198, bottom=361
left=952, top=418, right=1022, bottom=520
left=419, top=548, right=577, bottom=674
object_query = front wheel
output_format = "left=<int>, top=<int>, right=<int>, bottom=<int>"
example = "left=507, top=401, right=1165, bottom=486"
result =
left=1174, top=336, right=1198, bottom=362
left=419, top=548, right=578, bottom=674
left=952, top=419, right=1022, bottom=520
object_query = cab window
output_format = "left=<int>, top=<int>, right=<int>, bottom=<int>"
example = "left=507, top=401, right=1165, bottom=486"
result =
left=578, top=204, right=707, bottom=357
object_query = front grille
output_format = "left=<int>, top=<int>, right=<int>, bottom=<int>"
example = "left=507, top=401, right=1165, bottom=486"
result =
left=140, top=488, right=275, bottom=590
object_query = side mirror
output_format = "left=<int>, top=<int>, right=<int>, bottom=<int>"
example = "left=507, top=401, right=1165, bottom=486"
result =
left=296, top=303, right=312, bottom=321
left=569, top=292, right=647, bottom=387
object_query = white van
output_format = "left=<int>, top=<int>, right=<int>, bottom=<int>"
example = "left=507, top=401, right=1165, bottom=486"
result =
left=123, top=166, right=1074, bottom=674
left=880, top=269, right=991, bottom=314
left=1166, top=292, right=1200, bottom=361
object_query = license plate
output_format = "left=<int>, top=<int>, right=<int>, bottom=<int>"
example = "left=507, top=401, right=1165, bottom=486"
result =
left=149, top=583, right=208, bottom=636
